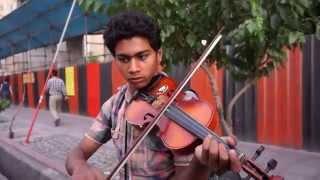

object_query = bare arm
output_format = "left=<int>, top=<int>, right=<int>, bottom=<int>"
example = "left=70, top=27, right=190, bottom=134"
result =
left=9, top=86, right=13, bottom=96
left=66, top=136, right=105, bottom=180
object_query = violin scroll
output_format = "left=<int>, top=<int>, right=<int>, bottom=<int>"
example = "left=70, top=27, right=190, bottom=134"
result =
left=242, top=145, right=284, bottom=180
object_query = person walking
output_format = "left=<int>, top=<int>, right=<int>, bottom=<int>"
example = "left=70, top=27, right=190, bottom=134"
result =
left=0, top=77, right=13, bottom=102
left=46, top=69, right=68, bottom=127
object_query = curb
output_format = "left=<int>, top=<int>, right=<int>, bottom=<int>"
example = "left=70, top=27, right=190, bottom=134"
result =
left=0, top=137, right=68, bottom=180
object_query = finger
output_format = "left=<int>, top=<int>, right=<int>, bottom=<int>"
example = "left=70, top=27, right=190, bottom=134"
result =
left=208, top=137, right=219, bottom=171
left=217, top=143, right=229, bottom=173
left=222, top=136, right=237, bottom=147
left=230, top=134, right=238, bottom=145
left=151, top=100, right=161, bottom=109
left=201, top=135, right=212, bottom=164
left=194, top=145, right=203, bottom=163
left=229, top=150, right=242, bottom=172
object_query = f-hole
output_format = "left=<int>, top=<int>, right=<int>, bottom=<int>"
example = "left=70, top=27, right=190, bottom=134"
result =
left=144, top=113, right=155, bottom=121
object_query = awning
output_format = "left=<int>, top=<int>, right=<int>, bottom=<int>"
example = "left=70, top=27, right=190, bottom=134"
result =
left=0, top=0, right=109, bottom=60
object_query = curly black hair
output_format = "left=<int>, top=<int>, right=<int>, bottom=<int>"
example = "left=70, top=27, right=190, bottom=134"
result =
left=103, top=11, right=161, bottom=56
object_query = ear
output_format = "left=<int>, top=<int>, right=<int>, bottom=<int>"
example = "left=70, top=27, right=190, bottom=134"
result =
left=157, top=48, right=163, bottom=64
left=157, top=49, right=163, bottom=71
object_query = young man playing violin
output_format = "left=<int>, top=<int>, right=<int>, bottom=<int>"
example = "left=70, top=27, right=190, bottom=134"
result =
left=65, top=11, right=241, bottom=180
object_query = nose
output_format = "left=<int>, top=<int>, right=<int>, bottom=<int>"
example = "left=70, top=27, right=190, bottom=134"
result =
left=128, top=58, right=140, bottom=74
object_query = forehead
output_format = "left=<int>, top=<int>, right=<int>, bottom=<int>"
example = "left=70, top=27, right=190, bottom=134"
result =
left=114, top=37, right=153, bottom=55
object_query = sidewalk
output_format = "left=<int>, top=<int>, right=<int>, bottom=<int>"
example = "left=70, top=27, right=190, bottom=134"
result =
left=0, top=106, right=117, bottom=180
left=0, top=105, right=320, bottom=179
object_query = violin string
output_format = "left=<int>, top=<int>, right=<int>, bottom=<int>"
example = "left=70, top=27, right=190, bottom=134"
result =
left=166, top=105, right=242, bottom=154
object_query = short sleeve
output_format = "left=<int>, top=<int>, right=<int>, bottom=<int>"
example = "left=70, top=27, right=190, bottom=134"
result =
left=85, top=96, right=115, bottom=144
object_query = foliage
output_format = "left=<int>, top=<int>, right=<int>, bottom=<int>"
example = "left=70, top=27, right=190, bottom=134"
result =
left=77, top=0, right=320, bottom=81
left=0, top=98, right=10, bottom=112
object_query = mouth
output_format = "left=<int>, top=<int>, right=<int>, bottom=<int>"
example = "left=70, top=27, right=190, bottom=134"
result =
left=128, top=77, right=144, bottom=84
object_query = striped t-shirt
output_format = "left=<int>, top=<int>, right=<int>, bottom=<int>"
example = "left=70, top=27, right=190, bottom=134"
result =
left=46, top=76, right=66, bottom=96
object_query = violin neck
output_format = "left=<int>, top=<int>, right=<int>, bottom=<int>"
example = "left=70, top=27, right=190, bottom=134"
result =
left=166, top=104, right=235, bottom=151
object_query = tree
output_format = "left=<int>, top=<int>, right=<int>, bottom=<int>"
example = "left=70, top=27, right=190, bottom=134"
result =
left=77, top=0, right=320, bottom=135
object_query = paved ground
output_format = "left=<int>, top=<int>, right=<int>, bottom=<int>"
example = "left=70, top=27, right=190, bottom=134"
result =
left=0, top=106, right=118, bottom=179
left=0, top=105, right=320, bottom=179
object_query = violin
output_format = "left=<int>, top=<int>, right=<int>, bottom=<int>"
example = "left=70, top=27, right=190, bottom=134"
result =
left=106, top=30, right=283, bottom=180
left=126, top=74, right=218, bottom=150
left=125, top=75, right=284, bottom=180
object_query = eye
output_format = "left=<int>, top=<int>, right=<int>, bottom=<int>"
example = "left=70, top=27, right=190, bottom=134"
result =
left=116, top=56, right=130, bottom=63
left=138, top=53, right=149, bottom=61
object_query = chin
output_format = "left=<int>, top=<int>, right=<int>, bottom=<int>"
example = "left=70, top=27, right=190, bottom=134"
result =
left=137, top=83, right=148, bottom=89
left=130, top=82, right=148, bottom=90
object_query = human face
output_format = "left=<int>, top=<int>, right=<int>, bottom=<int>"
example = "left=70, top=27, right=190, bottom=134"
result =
left=114, top=37, right=162, bottom=90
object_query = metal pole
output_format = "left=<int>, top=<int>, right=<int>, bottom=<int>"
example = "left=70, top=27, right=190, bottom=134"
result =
left=84, top=15, right=88, bottom=64
left=25, top=0, right=78, bottom=143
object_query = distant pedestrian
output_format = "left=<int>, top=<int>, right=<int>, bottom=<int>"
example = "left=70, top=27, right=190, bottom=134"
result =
left=46, top=69, right=68, bottom=127
left=0, top=77, right=13, bottom=102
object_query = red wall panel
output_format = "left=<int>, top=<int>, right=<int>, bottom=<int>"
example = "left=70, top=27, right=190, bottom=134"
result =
left=36, top=71, right=47, bottom=109
left=26, top=82, right=35, bottom=108
left=86, top=63, right=101, bottom=117
left=9, top=75, right=17, bottom=104
left=257, top=48, right=302, bottom=148
left=257, top=76, right=267, bottom=142
left=17, top=74, right=23, bottom=103
left=288, top=47, right=302, bottom=147
left=111, top=61, right=126, bottom=94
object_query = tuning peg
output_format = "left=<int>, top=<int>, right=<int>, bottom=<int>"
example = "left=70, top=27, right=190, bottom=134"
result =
left=242, top=146, right=266, bottom=180
left=251, top=145, right=265, bottom=161
left=265, top=159, right=278, bottom=173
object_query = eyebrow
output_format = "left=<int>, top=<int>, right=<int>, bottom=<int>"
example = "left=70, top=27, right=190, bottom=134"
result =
left=116, top=50, right=151, bottom=57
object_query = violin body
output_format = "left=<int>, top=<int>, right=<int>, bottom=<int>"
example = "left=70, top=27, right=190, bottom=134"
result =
left=126, top=75, right=218, bottom=149
left=126, top=92, right=217, bottom=149
left=161, top=98, right=217, bottom=149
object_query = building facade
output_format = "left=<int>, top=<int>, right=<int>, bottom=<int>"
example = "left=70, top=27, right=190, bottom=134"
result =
left=0, top=0, right=109, bottom=76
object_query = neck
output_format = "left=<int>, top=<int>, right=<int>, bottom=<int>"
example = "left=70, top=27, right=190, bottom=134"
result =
left=127, top=85, right=137, bottom=94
